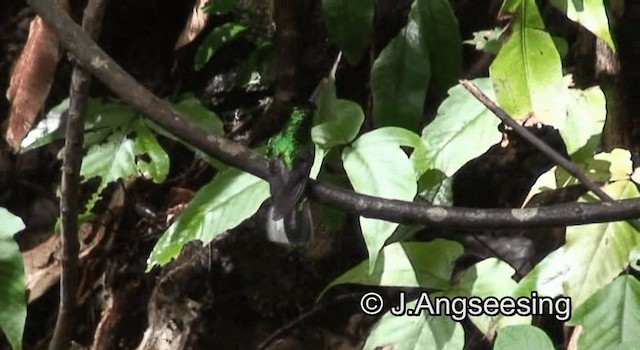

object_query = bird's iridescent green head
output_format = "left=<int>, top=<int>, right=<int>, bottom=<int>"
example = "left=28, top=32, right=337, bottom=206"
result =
left=268, top=107, right=310, bottom=169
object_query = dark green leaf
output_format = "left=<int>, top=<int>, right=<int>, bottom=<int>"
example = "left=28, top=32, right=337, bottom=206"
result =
left=416, top=0, right=461, bottom=93
left=322, top=0, right=374, bottom=64
left=195, top=23, right=249, bottom=71
left=372, top=1, right=431, bottom=131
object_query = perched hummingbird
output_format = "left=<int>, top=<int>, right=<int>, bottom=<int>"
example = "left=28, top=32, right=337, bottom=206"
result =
left=266, top=106, right=315, bottom=244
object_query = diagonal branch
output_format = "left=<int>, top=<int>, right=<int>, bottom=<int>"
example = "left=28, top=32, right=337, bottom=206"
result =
left=460, top=79, right=612, bottom=201
left=27, top=0, right=640, bottom=230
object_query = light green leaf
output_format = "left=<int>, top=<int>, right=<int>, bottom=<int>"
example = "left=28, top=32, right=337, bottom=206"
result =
left=372, top=1, right=431, bottom=131
left=456, top=259, right=530, bottom=336
left=421, top=78, right=501, bottom=176
left=560, top=85, right=606, bottom=159
left=549, top=0, right=615, bottom=50
left=312, top=100, right=364, bottom=148
left=322, top=0, right=374, bottom=64
left=490, top=0, right=565, bottom=122
left=134, top=122, right=170, bottom=183
left=571, top=275, right=640, bottom=350
left=0, top=208, right=26, bottom=350
left=364, top=303, right=464, bottom=350
left=323, top=240, right=463, bottom=294
left=416, top=0, right=461, bottom=93
left=195, top=23, right=249, bottom=71
left=81, top=130, right=137, bottom=191
left=494, top=325, right=554, bottom=350
left=147, top=168, right=270, bottom=268
left=343, top=127, right=423, bottom=271
left=518, top=180, right=640, bottom=308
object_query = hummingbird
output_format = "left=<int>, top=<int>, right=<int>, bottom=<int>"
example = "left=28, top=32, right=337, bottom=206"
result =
left=266, top=106, right=315, bottom=244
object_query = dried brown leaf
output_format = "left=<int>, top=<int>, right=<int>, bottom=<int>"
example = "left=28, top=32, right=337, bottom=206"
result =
left=5, top=16, right=61, bottom=151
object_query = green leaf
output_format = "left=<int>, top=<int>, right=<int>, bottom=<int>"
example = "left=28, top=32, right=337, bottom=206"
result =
left=21, top=98, right=138, bottom=151
left=494, top=325, right=554, bottom=350
left=421, top=78, right=501, bottom=176
left=570, top=276, right=640, bottom=350
left=323, top=240, right=463, bottom=294
left=342, top=127, right=423, bottom=271
left=0, top=208, right=26, bottom=350
left=147, top=168, right=270, bottom=268
left=416, top=0, right=462, bottom=93
left=312, top=99, right=364, bottom=148
left=134, top=122, right=170, bottom=183
left=455, top=259, right=530, bottom=336
left=372, top=1, right=431, bottom=131
left=518, top=180, right=640, bottom=308
left=549, top=0, right=615, bottom=50
left=203, top=0, right=236, bottom=14
left=81, top=130, right=137, bottom=193
left=560, top=85, right=606, bottom=159
left=364, top=303, right=464, bottom=350
left=195, top=23, right=249, bottom=71
left=170, top=95, right=224, bottom=135
left=464, top=28, right=505, bottom=55
left=322, top=0, right=374, bottom=64
left=490, top=0, right=565, bottom=122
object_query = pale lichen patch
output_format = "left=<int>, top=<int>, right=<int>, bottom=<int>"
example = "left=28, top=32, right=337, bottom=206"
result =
left=511, top=208, right=538, bottom=221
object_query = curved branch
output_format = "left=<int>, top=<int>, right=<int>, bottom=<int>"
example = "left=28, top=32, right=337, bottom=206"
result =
left=27, top=0, right=640, bottom=230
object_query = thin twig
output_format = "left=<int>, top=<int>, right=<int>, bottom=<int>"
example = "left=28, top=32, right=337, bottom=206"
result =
left=27, top=0, right=640, bottom=230
left=459, top=79, right=612, bottom=201
left=49, top=0, right=107, bottom=349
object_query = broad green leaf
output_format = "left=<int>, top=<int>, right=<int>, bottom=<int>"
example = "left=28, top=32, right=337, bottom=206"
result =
left=518, top=180, right=640, bottom=308
left=372, top=1, right=431, bottom=131
left=134, top=122, right=170, bottom=183
left=343, top=127, right=423, bottom=271
left=312, top=100, right=364, bottom=148
left=418, top=170, right=453, bottom=206
left=549, top=0, right=615, bottom=50
left=322, top=0, right=374, bottom=64
left=147, top=168, right=270, bottom=268
left=364, top=302, right=464, bottom=350
left=455, top=259, right=530, bottom=336
left=421, top=78, right=501, bottom=176
left=494, top=325, right=554, bottom=350
left=0, top=208, right=26, bottom=350
left=195, top=23, right=249, bottom=71
left=490, top=0, right=565, bottom=123
left=560, top=85, right=606, bottom=159
left=416, top=0, right=461, bottom=93
left=323, top=240, right=463, bottom=294
left=570, top=276, right=640, bottom=350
